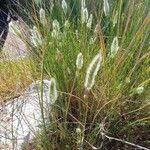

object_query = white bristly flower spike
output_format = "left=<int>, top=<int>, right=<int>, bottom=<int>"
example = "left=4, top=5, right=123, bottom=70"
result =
left=81, top=7, right=89, bottom=24
left=51, top=19, right=61, bottom=38
left=89, top=37, right=97, bottom=45
left=64, top=20, right=70, bottom=29
left=81, top=0, right=86, bottom=8
left=39, top=8, right=46, bottom=26
left=87, top=14, right=93, bottom=28
left=9, top=21, right=21, bottom=35
left=53, top=19, right=60, bottom=31
left=30, top=26, right=42, bottom=47
left=110, top=36, right=119, bottom=58
left=76, top=52, right=84, bottom=70
left=135, top=86, right=144, bottom=94
left=84, top=51, right=102, bottom=91
left=103, top=0, right=110, bottom=16
left=76, top=128, right=82, bottom=134
left=94, top=24, right=99, bottom=35
left=62, top=0, right=68, bottom=15
left=113, top=11, right=118, bottom=27
left=48, top=78, right=58, bottom=104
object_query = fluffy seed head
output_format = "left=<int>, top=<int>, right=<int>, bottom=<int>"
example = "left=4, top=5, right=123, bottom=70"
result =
left=110, top=36, right=119, bottom=58
left=89, top=37, right=97, bottom=45
left=81, top=0, right=86, bottom=8
left=103, top=0, right=110, bottom=16
left=52, top=20, right=61, bottom=38
left=64, top=20, right=70, bottom=29
left=87, top=14, right=93, bottom=28
left=53, top=19, right=60, bottom=31
left=76, top=128, right=82, bottom=134
left=39, top=8, right=46, bottom=26
left=48, top=78, right=58, bottom=104
left=30, top=26, right=42, bottom=47
left=76, top=52, right=84, bottom=70
left=9, top=21, right=21, bottom=35
left=84, top=51, right=102, bottom=91
left=62, top=0, right=68, bottom=15
left=135, top=86, right=144, bottom=94
left=81, top=7, right=89, bottom=24
left=113, top=11, right=118, bottom=27
left=94, top=24, right=99, bottom=35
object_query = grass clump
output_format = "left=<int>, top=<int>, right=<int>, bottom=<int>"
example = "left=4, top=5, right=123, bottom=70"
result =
left=23, top=0, right=150, bottom=149
left=1, top=0, right=150, bottom=149
left=0, top=58, right=34, bottom=101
